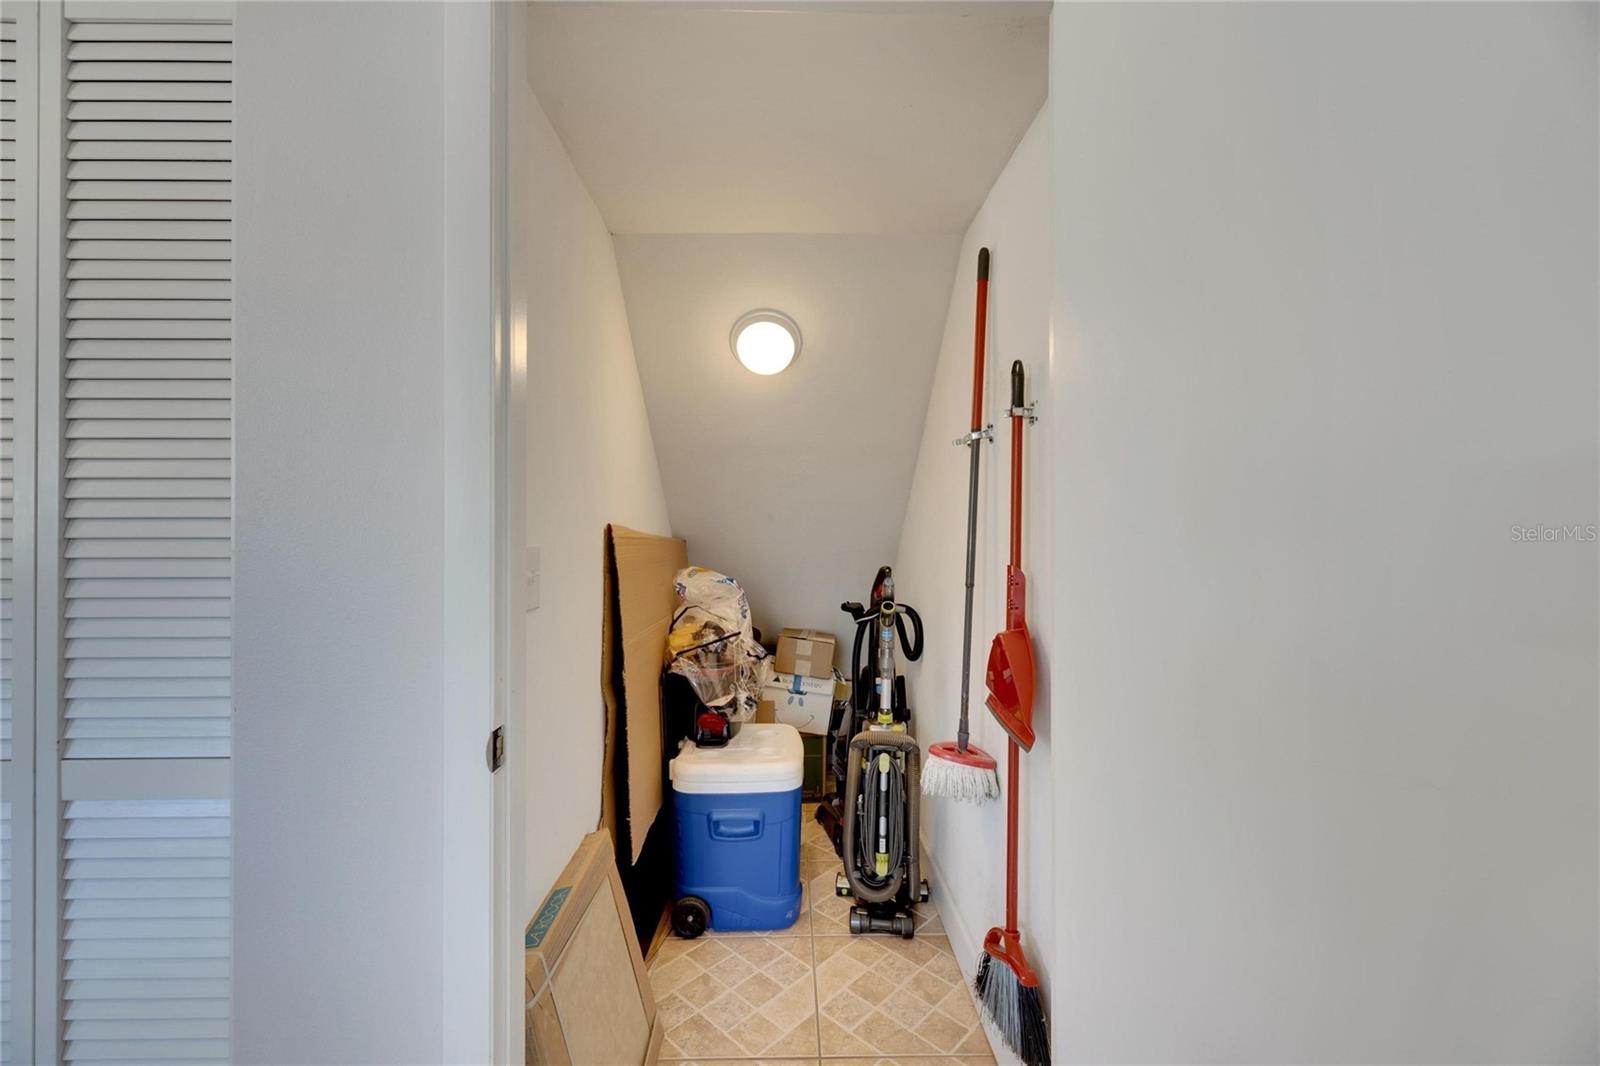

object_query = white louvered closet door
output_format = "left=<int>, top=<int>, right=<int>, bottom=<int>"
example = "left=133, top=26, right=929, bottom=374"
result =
left=21, top=3, right=234, bottom=1063
left=2, top=10, right=16, bottom=1057
left=3, top=5, right=40, bottom=1063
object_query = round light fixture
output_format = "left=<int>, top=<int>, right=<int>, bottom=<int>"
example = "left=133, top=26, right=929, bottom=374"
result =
left=731, top=309, right=801, bottom=376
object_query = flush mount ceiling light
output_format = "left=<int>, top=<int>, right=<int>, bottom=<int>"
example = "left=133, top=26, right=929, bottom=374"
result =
left=731, top=309, right=801, bottom=376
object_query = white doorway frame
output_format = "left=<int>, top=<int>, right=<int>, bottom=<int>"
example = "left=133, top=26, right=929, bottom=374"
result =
left=439, top=2, right=518, bottom=1063
left=487, top=2, right=528, bottom=1062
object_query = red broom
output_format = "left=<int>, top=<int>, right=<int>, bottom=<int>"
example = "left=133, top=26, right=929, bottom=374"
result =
left=924, top=247, right=999, bottom=803
left=974, top=360, right=1048, bottom=1066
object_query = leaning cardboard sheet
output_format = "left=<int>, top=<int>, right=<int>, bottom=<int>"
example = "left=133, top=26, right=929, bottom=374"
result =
left=600, top=525, right=688, bottom=864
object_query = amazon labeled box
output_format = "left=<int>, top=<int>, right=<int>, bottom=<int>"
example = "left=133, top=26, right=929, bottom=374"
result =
left=525, top=831, right=662, bottom=1065
left=774, top=627, right=836, bottom=680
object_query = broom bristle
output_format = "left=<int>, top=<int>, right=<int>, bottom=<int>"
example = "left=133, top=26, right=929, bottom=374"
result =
left=921, top=752, right=1001, bottom=803
left=974, top=951, right=1051, bottom=1066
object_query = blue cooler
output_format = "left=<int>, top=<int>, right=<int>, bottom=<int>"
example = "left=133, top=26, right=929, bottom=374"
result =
left=669, top=723, right=804, bottom=936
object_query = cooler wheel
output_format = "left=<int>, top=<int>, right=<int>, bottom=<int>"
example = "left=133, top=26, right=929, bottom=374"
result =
left=671, top=896, right=711, bottom=939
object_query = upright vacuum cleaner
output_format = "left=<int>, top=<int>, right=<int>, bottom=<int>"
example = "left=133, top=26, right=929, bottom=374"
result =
left=815, top=566, right=930, bottom=937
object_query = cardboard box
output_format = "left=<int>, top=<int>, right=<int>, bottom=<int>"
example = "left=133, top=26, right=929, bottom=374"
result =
left=775, top=627, right=837, bottom=679
left=601, top=525, right=689, bottom=864
left=525, top=830, right=663, bottom=1065
left=755, top=670, right=836, bottom=734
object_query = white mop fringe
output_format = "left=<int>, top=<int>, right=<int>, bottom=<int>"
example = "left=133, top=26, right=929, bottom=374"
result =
left=921, top=753, right=1001, bottom=803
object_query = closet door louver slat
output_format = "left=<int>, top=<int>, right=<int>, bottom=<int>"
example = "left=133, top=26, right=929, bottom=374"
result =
left=61, top=799, right=229, bottom=1066
left=61, top=16, right=232, bottom=767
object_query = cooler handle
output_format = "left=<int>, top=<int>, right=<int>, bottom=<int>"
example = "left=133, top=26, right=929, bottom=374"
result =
left=709, top=809, right=764, bottom=840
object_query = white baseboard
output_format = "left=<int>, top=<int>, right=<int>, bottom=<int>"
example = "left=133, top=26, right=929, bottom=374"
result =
left=921, top=834, right=1020, bottom=1066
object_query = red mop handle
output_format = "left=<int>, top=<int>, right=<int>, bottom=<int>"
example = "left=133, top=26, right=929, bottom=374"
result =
left=970, top=248, right=990, bottom=432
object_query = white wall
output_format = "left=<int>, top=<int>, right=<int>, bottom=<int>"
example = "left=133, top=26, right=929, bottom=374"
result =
left=1049, top=4, right=1598, bottom=1062
left=615, top=234, right=958, bottom=651
left=233, top=3, right=494, bottom=1062
left=513, top=64, right=673, bottom=914
left=894, top=107, right=1053, bottom=1018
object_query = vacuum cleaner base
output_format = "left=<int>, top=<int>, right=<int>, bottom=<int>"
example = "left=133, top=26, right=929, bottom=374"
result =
left=850, top=905, right=915, bottom=938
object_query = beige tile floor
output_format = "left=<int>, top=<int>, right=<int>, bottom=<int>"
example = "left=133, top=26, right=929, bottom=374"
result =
left=647, top=804, right=996, bottom=1066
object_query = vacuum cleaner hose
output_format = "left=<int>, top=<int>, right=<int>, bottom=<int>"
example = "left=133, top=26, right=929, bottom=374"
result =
left=850, top=613, right=873, bottom=712
left=855, top=760, right=904, bottom=882
left=896, top=605, right=924, bottom=662
left=840, top=731, right=922, bottom=904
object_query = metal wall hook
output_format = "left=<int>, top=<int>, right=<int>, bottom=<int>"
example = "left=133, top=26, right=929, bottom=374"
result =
left=952, top=425, right=994, bottom=447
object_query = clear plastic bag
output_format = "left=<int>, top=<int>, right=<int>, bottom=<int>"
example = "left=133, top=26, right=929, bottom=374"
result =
left=666, top=566, right=773, bottom=721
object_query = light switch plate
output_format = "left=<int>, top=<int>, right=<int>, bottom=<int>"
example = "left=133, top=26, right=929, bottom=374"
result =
left=526, top=546, right=540, bottom=612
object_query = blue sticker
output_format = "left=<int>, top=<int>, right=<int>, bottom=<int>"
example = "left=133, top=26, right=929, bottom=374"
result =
left=526, top=886, right=571, bottom=949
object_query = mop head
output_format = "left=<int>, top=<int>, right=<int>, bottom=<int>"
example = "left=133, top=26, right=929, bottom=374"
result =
left=922, top=741, right=1000, bottom=803
left=975, top=951, right=1051, bottom=1066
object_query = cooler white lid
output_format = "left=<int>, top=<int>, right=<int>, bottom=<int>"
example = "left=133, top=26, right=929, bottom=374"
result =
left=671, top=723, right=805, bottom=794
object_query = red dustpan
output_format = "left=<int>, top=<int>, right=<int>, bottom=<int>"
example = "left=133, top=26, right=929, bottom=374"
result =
left=986, top=572, right=1035, bottom=751
left=985, top=361, right=1036, bottom=751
